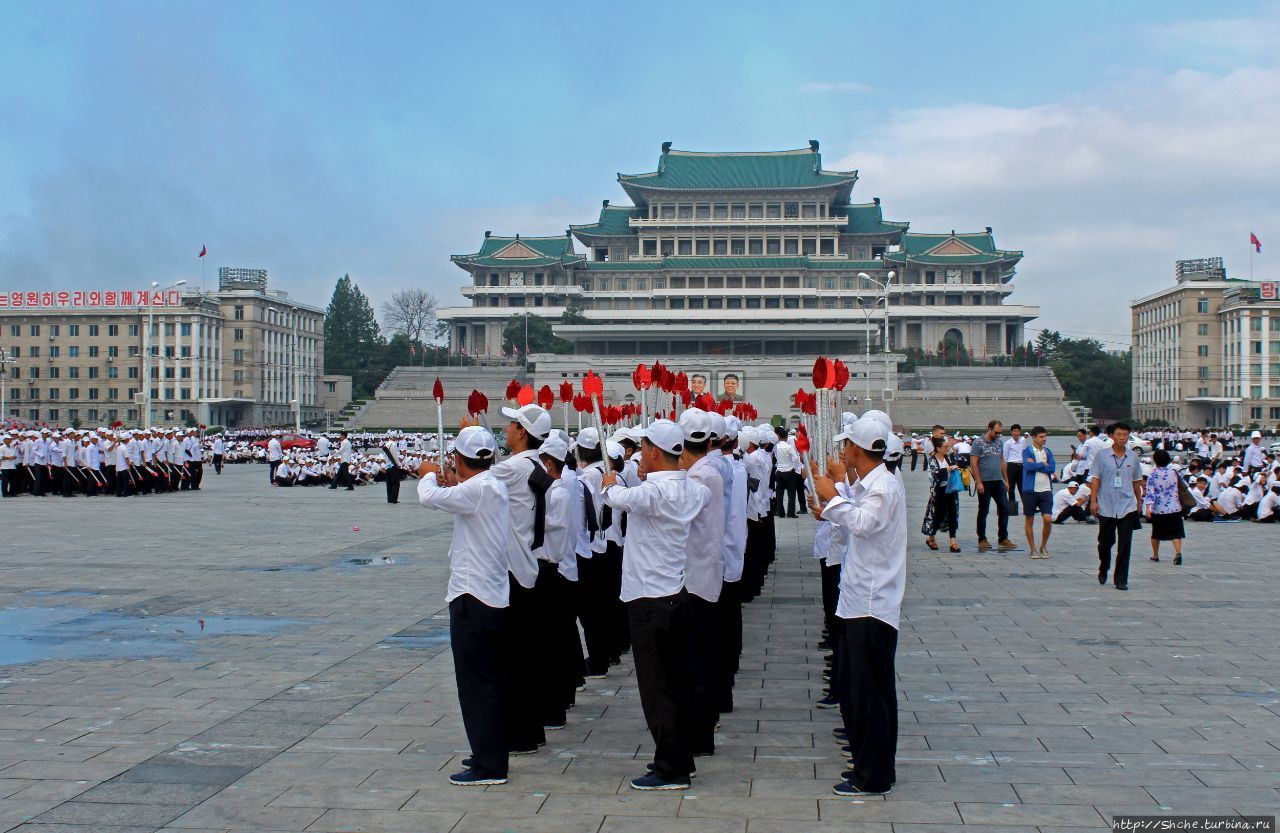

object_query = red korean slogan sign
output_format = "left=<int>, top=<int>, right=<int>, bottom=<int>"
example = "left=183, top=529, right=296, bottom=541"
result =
left=0, top=290, right=183, bottom=309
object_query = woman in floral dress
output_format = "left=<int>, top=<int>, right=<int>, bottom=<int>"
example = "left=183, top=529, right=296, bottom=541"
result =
left=1143, top=449, right=1184, bottom=565
left=923, top=438, right=962, bottom=552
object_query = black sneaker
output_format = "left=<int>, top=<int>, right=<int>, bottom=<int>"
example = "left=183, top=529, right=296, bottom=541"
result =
left=832, top=728, right=847, bottom=739
left=833, top=780, right=890, bottom=796
left=509, top=747, right=539, bottom=756
left=631, top=773, right=690, bottom=790
left=647, top=763, right=696, bottom=778
left=450, top=768, right=507, bottom=786
left=816, top=694, right=839, bottom=709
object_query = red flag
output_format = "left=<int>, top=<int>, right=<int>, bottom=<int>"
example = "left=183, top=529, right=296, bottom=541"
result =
left=1252, top=232, right=1262, bottom=253
left=198, top=244, right=206, bottom=258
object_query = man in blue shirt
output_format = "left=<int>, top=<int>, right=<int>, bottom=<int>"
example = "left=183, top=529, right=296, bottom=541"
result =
left=1087, top=423, right=1145, bottom=591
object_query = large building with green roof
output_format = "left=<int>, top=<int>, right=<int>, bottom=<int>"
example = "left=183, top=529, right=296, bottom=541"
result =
left=443, top=141, right=1036, bottom=360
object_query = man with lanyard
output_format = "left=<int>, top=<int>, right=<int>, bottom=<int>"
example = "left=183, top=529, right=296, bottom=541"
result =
left=1242, top=431, right=1266, bottom=476
left=676, top=408, right=726, bottom=758
left=969, top=420, right=1015, bottom=552
left=1002, top=423, right=1026, bottom=514
left=601, top=419, right=709, bottom=791
left=810, top=414, right=906, bottom=797
left=492, top=402, right=554, bottom=755
left=1087, top=422, right=1145, bottom=591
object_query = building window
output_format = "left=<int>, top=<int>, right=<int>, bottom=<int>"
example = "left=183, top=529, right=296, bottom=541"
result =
left=1199, top=367, right=1210, bottom=380
left=1198, top=345, right=1209, bottom=357
left=107, top=367, right=118, bottom=379
left=29, top=346, right=39, bottom=358
left=87, top=387, right=98, bottom=399
left=180, top=323, right=192, bottom=336
left=127, top=367, right=138, bottom=379
left=7, top=325, right=17, bottom=337
left=68, top=346, right=79, bottom=358
left=234, top=329, right=244, bottom=341
left=88, top=345, right=98, bottom=358
left=68, top=367, right=79, bottom=379
left=29, top=325, right=40, bottom=336
left=1253, top=341, right=1263, bottom=354
left=1197, top=299, right=1209, bottom=313
left=972, top=270, right=984, bottom=283
left=128, top=324, right=139, bottom=336
left=108, top=324, right=120, bottom=336
left=49, top=346, right=59, bottom=358
left=1197, top=323, right=1210, bottom=335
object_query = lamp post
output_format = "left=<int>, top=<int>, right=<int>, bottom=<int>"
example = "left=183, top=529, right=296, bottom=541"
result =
left=0, top=348, right=17, bottom=427
left=142, top=280, right=186, bottom=429
left=854, top=294, right=888, bottom=405
left=857, top=270, right=896, bottom=406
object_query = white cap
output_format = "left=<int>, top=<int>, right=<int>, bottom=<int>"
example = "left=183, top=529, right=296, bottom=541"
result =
left=453, top=425, right=497, bottom=461
left=575, top=426, right=601, bottom=451
left=834, top=415, right=889, bottom=452
left=885, top=434, right=904, bottom=461
left=722, top=416, right=740, bottom=439
left=706, top=412, right=727, bottom=441
left=500, top=404, right=552, bottom=440
left=272, top=429, right=281, bottom=436
left=605, top=440, right=624, bottom=460
left=1252, top=430, right=1262, bottom=439
left=1065, top=480, right=1079, bottom=488
left=677, top=408, right=713, bottom=443
left=644, top=419, right=684, bottom=455
left=540, top=435, right=570, bottom=463
left=861, top=409, right=893, bottom=432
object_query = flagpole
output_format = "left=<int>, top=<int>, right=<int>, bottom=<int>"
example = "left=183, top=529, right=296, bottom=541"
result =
left=1250, top=233, right=1254, bottom=282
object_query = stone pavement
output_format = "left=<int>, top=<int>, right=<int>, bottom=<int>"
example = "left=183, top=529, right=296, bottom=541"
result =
left=0, top=460, right=1277, bottom=833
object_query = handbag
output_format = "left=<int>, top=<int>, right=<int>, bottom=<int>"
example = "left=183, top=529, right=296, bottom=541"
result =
left=946, top=469, right=963, bottom=494
left=1176, top=475, right=1197, bottom=510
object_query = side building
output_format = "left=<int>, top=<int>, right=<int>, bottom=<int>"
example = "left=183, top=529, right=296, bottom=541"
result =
left=0, top=270, right=329, bottom=429
left=1131, top=257, right=1280, bottom=428
left=442, top=142, right=1036, bottom=362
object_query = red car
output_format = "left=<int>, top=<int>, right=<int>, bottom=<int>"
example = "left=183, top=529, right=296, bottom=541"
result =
left=250, top=433, right=317, bottom=451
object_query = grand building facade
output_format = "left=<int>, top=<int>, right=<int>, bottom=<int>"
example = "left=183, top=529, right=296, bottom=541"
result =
left=0, top=269, right=327, bottom=429
left=442, top=142, right=1037, bottom=361
left=1131, top=257, right=1280, bottom=428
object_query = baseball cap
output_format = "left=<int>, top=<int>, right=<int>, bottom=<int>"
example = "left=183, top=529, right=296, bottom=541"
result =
left=677, top=408, right=713, bottom=443
left=834, top=415, right=889, bottom=452
left=500, top=404, right=552, bottom=440
left=453, top=425, right=497, bottom=460
left=885, top=434, right=904, bottom=461
left=706, top=412, right=727, bottom=441
left=722, top=416, right=741, bottom=439
left=644, top=419, right=684, bottom=455
left=539, top=435, right=569, bottom=463
left=575, top=426, right=601, bottom=451
left=861, top=409, right=893, bottom=432
left=605, top=440, right=624, bottom=461
left=1251, top=430, right=1262, bottom=439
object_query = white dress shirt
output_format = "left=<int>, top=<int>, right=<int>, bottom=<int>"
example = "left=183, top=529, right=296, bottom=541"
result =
left=744, top=448, right=772, bottom=521
left=338, top=439, right=353, bottom=463
left=1003, top=436, right=1026, bottom=464
left=491, top=449, right=545, bottom=590
left=559, top=468, right=582, bottom=581
left=823, top=464, right=908, bottom=629
left=774, top=439, right=801, bottom=473
left=720, top=453, right=747, bottom=583
left=417, top=470, right=511, bottom=608
left=535, top=476, right=574, bottom=567
left=268, top=438, right=283, bottom=462
left=604, top=469, right=709, bottom=602
left=684, top=454, right=725, bottom=602
left=1243, top=443, right=1266, bottom=470
left=1257, top=490, right=1280, bottom=520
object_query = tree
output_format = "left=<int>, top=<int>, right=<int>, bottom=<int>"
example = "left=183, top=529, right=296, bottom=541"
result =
left=1040, top=334, right=1131, bottom=419
left=324, top=274, right=387, bottom=397
left=502, top=313, right=574, bottom=356
left=380, top=289, right=439, bottom=364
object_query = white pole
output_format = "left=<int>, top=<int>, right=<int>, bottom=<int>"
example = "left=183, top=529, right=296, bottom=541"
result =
left=292, top=307, right=301, bottom=433
left=144, top=298, right=153, bottom=429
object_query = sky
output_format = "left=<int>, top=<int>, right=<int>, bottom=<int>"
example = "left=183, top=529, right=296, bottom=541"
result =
left=3, top=0, right=1279, bottom=349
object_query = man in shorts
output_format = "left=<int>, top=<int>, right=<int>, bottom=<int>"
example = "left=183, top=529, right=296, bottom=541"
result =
left=1021, top=426, right=1056, bottom=558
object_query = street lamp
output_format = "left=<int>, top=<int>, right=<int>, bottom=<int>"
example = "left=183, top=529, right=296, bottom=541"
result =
left=142, top=280, right=186, bottom=429
left=854, top=294, right=888, bottom=405
left=0, top=348, right=17, bottom=427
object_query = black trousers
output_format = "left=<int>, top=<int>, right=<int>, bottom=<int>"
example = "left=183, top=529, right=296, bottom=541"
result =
left=551, top=571, right=585, bottom=712
left=212, top=454, right=223, bottom=474
left=269, top=459, right=280, bottom=484
left=115, top=469, right=132, bottom=497
left=1006, top=462, right=1023, bottom=510
left=716, top=579, right=742, bottom=714
left=576, top=554, right=612, bottom=677
left=502, top=576, right=545, bottom=751
left=603, top=542, right=627, bottom=660
left=449, top=593, right=508, bottom=777
left=331, top=462, right=354, bottom=490
left=628, top=591, right=693, bottom=780
left=534, top=560, right=570, bottom=727
left=32, top=465, right=46, bottom=496
left=838, top=616, right=898, bottom=793
left=685, top=593, right=720, bottom=755
left=1053, top=505, right=1088, bottom=524
left=975, top=479, right=1010, bottom=542
left=189, top=460, right=203, bottom=490
left=1097, top=511, right=1138, bottom=586
left=775, top=471, right=802, bottom=516
left=0, top=468, right=15, bottom=497
left=385, top=466, right=402, bottom=503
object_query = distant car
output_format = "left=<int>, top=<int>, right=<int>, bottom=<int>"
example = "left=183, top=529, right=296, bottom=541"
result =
left=251, top=434, right=316, bottom=451
left=1128, top=437, right=1152, bottom=453
left=1270, top=441, right=1280, bottom=455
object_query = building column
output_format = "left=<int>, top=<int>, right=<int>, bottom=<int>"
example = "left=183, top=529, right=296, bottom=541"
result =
left=1240, top=311, right=1250, bottom=405
left=1262, top=311, right=1271, bottom=404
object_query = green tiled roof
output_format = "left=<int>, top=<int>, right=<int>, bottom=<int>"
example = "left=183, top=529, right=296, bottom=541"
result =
left=569, top=204, right=643, bottom=239
left=886, top=231, right=1023, bottom=267
left=884, top=252, right=1015, bottom=265
left=582, top=256, right=889, bottom=272
left=619, top=144, right=856, bottom=202
left=842, top=202, right=909, bottom=235
left=451, top=234, right=585, bottom=269
left=900, top=231, right=996, bottom=255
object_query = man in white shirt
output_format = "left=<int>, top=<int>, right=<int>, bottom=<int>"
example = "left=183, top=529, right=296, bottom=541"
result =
left=601, top=419, right=710, bottom=791
left=267, top=430, right=283, bottom=484
left=417, top=425, right=511, bottom=786
left=716, top=416, right=748, bottom=713
left=315, top=434, right=331, bottom=461
left=329, top=432, right=355, bottom=491
left=773, top=427, right=803, bottom=517
left=1052, top=482, right=1093, bottom=524
left=742, top=428, right=773, bottom=599
left=493, top=403, right=554, bottom=754
left=677, top=408, right=726, bottom=757
left=0, top=433, right=17, bottom=498
left=810, top=415, right=905, bottom=798
left=1003, top=424, right=1027, bottom=513
left=1243, top=431, right=1267, bottom=474
left=1254, top=482, right=1280, bottom=522
left=211, top=434, right=226, bottom=475
left=535, top=435, right=582, bottom=727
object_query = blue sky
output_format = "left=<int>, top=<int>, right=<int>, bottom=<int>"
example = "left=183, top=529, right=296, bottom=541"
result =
left=3, top=0, right=1279, bottom=345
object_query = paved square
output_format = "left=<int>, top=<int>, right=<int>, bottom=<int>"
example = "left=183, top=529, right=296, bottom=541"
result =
left=0, top=458, right=1277, bottom=832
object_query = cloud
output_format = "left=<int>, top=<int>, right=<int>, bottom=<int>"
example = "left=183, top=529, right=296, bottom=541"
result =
left=830, top=63, right=1280, bottom=343
left=799, top=81, right=871, bottom=93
